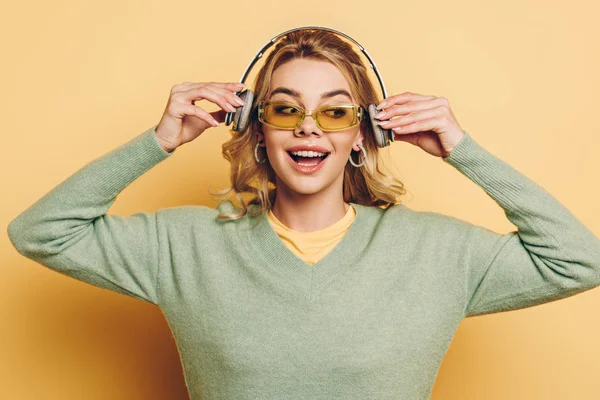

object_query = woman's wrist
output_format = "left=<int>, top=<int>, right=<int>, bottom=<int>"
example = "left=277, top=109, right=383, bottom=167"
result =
left=154, top=133, right=176, bottom=153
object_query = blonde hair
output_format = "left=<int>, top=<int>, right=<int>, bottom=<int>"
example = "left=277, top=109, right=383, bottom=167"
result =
left=211, top=28, right=407, bottom=221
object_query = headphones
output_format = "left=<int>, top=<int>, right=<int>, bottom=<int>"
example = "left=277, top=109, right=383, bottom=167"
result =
left=223, top=26, right=395, bottom=148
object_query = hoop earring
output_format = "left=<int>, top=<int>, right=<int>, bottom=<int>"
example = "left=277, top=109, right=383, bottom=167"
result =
left=254, top=142, right=267, bottom=164
left=348, top=144, right=367, bottom=167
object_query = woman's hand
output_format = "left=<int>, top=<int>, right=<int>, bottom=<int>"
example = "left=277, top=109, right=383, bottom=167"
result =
left=155, top=81, right=246, bottom=152
left=374, top=92, right=465, bottom=158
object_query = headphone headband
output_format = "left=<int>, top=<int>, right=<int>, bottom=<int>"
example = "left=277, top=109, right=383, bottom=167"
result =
left=237, top=26, right=387, bottom=99
left=225, top=26, right=395, bottom=148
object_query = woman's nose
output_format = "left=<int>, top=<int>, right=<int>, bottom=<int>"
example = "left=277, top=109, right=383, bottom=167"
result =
left=295, top=113, right=323, bottom=136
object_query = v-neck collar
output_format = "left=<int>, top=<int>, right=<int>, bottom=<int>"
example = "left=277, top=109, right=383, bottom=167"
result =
left=243, top=202, right=381, bottom=302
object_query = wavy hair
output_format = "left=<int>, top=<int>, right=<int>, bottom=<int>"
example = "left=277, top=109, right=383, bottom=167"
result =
left=210, top=28, right=407, bottom=221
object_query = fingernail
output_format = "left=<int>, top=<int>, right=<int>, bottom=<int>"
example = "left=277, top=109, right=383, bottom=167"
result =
left=212, top=119, right=219, bottom=126
left=376, top=100, right=387, bottom=110
left=375, top=111, right=386, bottom=118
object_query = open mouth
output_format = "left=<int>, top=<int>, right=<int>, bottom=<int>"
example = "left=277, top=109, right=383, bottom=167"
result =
left=287, top=151, right=330, bottom=166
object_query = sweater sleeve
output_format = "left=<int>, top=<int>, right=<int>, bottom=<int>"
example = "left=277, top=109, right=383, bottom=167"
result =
left=6, top=125, right=174, bottom=306
left=442, top=131, right=600, bottom=318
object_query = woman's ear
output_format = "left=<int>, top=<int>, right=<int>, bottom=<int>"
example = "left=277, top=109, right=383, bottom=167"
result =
left=255, top=122, right=265, bottom=146
left=352, top=128, right=364, bottom=152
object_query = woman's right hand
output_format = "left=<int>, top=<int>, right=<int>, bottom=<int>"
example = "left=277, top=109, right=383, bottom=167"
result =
left=155, top=81, right=247, bottom=152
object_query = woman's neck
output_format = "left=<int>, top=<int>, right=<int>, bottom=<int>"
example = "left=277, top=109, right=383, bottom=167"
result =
left=270, top=191, right=350, bottom=233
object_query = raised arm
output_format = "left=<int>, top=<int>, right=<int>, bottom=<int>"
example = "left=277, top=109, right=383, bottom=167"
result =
left=442, top=132, right=600, bottom=318
left=7, top=126, right=174, bottom=305
left=7, top=81, right=247, bottom=305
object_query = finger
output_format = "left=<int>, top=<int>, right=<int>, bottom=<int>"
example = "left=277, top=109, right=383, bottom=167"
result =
left=376, top=92, right=436, bottom=110
left=204, top=85, right=247, bottom=108
left=171, top=81, right=246, bottom=95
left=182, top=104, right=220, bottom=127
left=171, top=82, right=208, bottom=95
left=375, top=97, right=447, bottom=121
left=197, top=84, right=247, bottom=109
left=391, top=116, right=445, bottom=134
left=199, top=81, right=247, bottom=92
left=377, top=106, right=445, bottom=129
left=177, top=85, right=241, bottom=113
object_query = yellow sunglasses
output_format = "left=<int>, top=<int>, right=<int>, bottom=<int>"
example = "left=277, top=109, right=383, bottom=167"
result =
left=258, top=100, right=364, bottom=132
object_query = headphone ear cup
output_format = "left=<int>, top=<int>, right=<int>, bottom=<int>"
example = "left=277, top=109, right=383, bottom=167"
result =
left=367, top=104, right=394, bottom=148
left=229, top=90, right=254, bottom=133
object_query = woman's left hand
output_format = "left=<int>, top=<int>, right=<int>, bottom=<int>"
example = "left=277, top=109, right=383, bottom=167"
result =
left=374, top=92, right=465, bottom=158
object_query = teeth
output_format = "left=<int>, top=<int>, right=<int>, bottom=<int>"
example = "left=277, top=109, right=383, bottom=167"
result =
left=290, top=150, right=326, bottom=157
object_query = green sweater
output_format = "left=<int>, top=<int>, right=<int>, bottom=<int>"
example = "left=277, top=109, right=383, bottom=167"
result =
left=7, top=126, right=600, bottom=399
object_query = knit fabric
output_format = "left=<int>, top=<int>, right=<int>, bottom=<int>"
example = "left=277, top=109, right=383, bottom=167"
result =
left=7, top=125, right=600, bottom=400
left=267, top=203, right=356, bottom=265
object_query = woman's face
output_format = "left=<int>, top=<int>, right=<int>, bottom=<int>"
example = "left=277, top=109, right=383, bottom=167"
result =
left=257, top=58, right=364, bottom=197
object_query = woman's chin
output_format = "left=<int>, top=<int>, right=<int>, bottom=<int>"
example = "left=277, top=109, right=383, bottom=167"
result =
left=271, top=158, right=345, bottom=196
left=287, top=180, right=326, bottom=196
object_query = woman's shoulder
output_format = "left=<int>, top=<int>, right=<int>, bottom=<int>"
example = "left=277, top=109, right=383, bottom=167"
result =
left=157, top=203, right=218, bottom=218
left=376, top=202, right=484, bottom=233
left=156, top=200, right=254, bottom=225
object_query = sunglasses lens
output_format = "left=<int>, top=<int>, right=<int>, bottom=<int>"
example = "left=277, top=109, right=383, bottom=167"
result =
left=264, top=103, right=303, bottom=129
left=316, top=106, right=356, bottom=130
left=262, top=102, right=358, bottom=130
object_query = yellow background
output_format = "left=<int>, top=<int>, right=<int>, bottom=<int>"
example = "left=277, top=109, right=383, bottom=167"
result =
left=2, top=0, right=599, bottom=399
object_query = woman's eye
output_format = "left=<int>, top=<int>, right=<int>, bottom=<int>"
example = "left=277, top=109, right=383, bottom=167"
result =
left=274, top=105, right=300, bottom=115
left=322, top=107, right=348, bottom=118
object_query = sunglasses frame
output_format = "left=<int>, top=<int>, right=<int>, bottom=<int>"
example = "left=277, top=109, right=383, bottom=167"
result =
left=258, top=100, right=364, bottom=132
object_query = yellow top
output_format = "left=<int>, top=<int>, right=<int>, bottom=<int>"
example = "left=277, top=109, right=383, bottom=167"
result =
left=267, top=204, right=357, bottom=265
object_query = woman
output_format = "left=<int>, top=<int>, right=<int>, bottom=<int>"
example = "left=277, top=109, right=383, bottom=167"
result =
left=8, top=29, right=600, bottom=400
